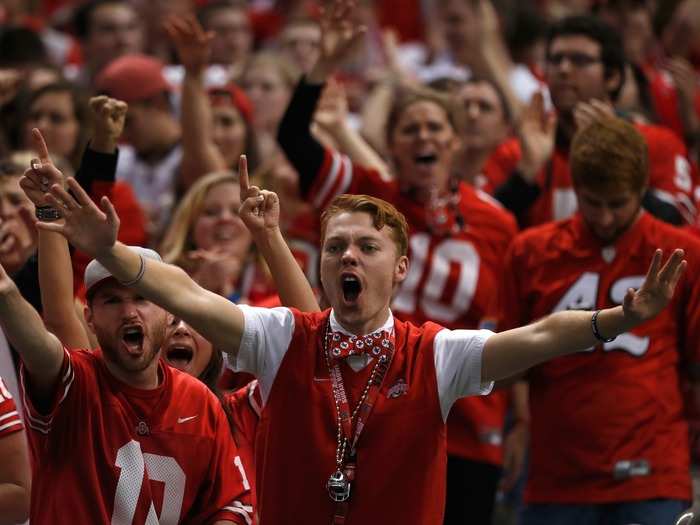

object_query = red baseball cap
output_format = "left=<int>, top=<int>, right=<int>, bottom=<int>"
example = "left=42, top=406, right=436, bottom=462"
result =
left=96, top=54, right=171, bottom=103
left=207, top=82, right=254, bottom=125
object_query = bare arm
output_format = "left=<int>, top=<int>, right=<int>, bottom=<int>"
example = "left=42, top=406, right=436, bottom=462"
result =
left=315, top=79, right=391, bottom=181
left=38, top=229, right=90, bottom=348
left=165, top=15, right=227, bottom=190
left=482, top=249, right=686, bottom=381
left=0, top=431, right=30, bottom=525
left=36, top=178, right=246, bottom=356
left=238, top=156, right=320, bottom=312
left=0, top=267, right=64, bottom=396
left=21, top=129, right=91, bottom=349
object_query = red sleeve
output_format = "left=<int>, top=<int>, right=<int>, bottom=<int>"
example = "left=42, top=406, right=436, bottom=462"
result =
left=0, top=376, right=23, bottom=438
left=480, top=139, right=521, bottom=194
left=307, top=148, right=382, bottom=210
left=640, top=124, right=698, bottom=224
left=19, top=348, right=79, bottom=437
left=198, top=402, right=254, bottom=525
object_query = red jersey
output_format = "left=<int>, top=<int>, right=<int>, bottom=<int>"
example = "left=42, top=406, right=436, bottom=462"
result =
left=225, top=381, right=261, bottom=520
left=647, top=66, right=700, bottom=141
left=21, top=349, right=252, bottom=524
left=0, top=375, right=22, bottom=438
left=308, top=148, right=517, bottom=464
left=490, top=212, right=700, bottom=503
left=483, top=123, right=697, bottom=226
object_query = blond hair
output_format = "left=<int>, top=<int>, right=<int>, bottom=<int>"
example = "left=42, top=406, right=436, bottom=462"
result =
left=159, top=171, right=239, bottom=269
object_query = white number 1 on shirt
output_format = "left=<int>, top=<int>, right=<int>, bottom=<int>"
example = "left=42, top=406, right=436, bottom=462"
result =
left=112, top=440, right=186, bottom=525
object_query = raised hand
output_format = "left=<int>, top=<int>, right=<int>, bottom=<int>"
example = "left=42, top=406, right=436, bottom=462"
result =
left=35, top=177, right=120, bottom=258
left=19, top=128, right=65, bottom=208
left=90, top=95, right=128, bottom=152
left=237, top=155, right=280, bottom=236
left=187, top=246, right=244, bottom=297
left=516, top=92, right=556, bottom=182
left=309, top=0, right=367, bottom=82
left=573, top=99, right=614, bottom=132
left=314, top=78, right=349, bottom=130
left=164, top=14, right=213, bottom=75
left=622, top=249, right=686, bottom=323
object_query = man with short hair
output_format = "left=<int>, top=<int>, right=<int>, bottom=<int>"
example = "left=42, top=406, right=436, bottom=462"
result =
left=489, top=116, right=700, bottom=525
left=35, top=151, right=686, bottom=524
left=96, top=54, right=182, bottom=240
left=197, top=0, right=253, bottom=79
left=4, top=139, right=251, bottom=524
left=70, top=0, right=144, bottom=88
left=6, top=247, right=251, bottom=524
left=490, top=15, right=697, bottom=227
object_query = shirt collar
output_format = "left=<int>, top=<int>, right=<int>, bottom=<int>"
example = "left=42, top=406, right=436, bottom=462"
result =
left=329, top=309, right=394, bottom=336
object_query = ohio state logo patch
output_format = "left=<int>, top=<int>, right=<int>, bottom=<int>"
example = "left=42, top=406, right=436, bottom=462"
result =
left=386, top=379, right=409, bottom=399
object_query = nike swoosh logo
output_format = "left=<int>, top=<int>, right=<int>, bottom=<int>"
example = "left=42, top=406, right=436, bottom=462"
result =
left=177, top=415, right=198, bottom=424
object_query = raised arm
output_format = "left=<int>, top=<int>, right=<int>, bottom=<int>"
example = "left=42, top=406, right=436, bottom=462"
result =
left=165, top=15, right=227, bottom=190
left=277, top=0, right=366, bottom=196
left=0, top=258, right=63, bottom=402
left=36, top=179, right=246, bottom=355
left=238, top=156, right=319, bottom=312
left=482, top=249, right=686, bottom=382
left=20, top=129, right=90, bottom=349
left=314, top=78, right=391, bottom=181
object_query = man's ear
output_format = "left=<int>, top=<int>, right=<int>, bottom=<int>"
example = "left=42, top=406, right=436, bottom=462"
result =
left=605, top=69, right=623, bottom=99
left=394, top=255, right=409, bottom=284
left=84, top=304, right=95, bottom=333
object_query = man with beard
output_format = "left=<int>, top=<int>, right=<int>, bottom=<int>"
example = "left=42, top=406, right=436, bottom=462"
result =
left=4, top=140, right=251, bottom=524
left=490, top=116, right=700, bottom=525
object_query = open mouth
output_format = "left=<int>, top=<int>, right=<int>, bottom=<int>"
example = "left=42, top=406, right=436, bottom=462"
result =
left=165, top=345, right=194, bottom=370
left=0, top=231, right=16, bottom=254
left=414, top=153, right=438, bottom=166
left=121, top=325, right=144, bottom=355
left=341, top=273, right=362, bottom=302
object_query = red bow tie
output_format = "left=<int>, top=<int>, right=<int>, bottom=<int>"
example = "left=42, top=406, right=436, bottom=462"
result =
left=326, top=329, right=394, bottom=360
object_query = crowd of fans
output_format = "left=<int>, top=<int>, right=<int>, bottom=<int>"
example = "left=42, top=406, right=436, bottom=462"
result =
left=1, top=0, right=700, bottom=524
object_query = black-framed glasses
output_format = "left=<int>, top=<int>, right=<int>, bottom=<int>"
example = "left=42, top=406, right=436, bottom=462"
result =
left=547, top=52, right=602, bottom=68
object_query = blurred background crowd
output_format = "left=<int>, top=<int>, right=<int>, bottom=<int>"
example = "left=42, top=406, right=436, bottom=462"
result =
left=2, top=0, right=700, bottom=523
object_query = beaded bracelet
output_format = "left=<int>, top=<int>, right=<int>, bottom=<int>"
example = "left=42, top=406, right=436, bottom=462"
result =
left=35, top=206, right=61, bottom=221
left=591, top=309, right=616, bottom=343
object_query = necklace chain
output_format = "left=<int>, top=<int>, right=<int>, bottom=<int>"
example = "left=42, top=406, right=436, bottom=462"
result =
left=323, top=323, right=387, bottom=469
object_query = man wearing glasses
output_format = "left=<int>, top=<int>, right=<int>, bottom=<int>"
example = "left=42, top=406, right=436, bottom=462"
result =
left=488, top=15, right=696, bottom=229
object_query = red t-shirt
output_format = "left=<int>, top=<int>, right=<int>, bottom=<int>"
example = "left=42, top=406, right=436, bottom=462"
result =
left=308, top=148, right=517, bottom=464
left=490, top=212, right=699, bottom=503
left=0, top=376, right=22, bottom=438
left=225, top=381, right=261, bottom=520
left=20, top=349, right=252, bottom=524
left=483, top=123, right=697, bottom=226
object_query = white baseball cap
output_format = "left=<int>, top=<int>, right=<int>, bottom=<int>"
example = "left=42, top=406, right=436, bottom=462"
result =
left=84, top=246, right=162, bottom=298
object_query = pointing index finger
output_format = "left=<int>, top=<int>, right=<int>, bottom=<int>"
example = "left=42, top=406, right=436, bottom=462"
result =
left=31, top=128, right=52, bottom=164
left=239, top=155, right=249, bottom=195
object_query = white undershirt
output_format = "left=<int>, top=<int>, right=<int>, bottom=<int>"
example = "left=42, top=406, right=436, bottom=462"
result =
left=230, top=306, right=494, bottom=421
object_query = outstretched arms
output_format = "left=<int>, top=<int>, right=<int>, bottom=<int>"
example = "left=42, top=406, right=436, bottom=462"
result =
left=481, top=249, right=686, bottom=382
